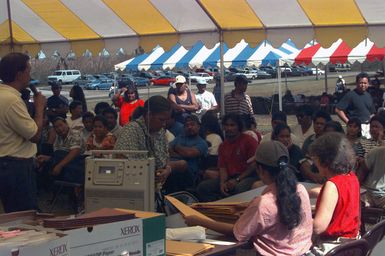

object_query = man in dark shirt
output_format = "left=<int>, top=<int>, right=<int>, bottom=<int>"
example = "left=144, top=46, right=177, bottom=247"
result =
left=47, top=83, right=69, bottom=122
left=335, top=72, right=375, bottom=139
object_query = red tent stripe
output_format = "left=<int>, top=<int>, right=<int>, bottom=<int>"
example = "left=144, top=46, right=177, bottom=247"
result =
left=366, top=45, right=385, bottom=62
left=294, top=44, right=321, bottom=65
left=329, top=41, right=352, bottom=64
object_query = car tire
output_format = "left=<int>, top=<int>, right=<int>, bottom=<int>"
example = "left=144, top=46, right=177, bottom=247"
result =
left=57, top=80, right=62, bottom=85
left=95, top=86, right=99, bottom=90
left=252, top=76, right=256, bottom=80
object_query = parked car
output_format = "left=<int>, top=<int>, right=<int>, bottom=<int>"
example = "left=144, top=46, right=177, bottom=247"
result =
left=29, top=79, right=40, bottom=86
left=189, top=72, right=213, bottom=83
left=133, top=77, right=150, bottom=87
left=281, top=67, right=306, bottom=77
left=117, top=76, right=135, bottom=88
left=311, top=68, right=325, bottom=75
left=329, top=64, right=351, bottom=72
left=73, top=75, right=97, bottom=87
left=235, top=70, right=257, bottom=80
left=85, top=79, right=115, bottom=90
left=47, top=70, right=81, bottom=85
left=296, top=66, right=313, bottom=76
left=255, top=70, right=272, bottom=79
left=150, top=76, right=176, bottom=86
left=259, top=66, right=277, bottom=78
left=132, top=71, right=156, bottom=79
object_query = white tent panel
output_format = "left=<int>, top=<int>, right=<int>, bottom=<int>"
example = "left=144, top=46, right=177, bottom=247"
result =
left=9, top=0, right=65, bottom=42
left=220, top=40, right=249, bottom=68
left=61, top=0, right=136, bottom=37
left=247, top=43, right=274, bottom=66
left=247, top=0, right=311, bottom=27
left=312, top=39, right=343, bottom=66
left=150, top=0, right=217, bottom=32
left=347, top=39, right=374, bottom=63
left=114, top=57, right=135, bottom=71
left=189, top=43, right=219, bottom=68
left=138, top=47, right=165, bottom=71
left=163, top=46, right=188, bottom=70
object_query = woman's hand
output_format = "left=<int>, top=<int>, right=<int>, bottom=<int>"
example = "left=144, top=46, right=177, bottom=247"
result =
left=184, top=215, right=204, bottom=226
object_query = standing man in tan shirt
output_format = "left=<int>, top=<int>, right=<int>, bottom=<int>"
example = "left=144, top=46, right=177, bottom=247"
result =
left=0, top=53, right=46, bottom=213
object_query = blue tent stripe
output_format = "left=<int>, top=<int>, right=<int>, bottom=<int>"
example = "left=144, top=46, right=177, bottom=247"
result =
left=231, top=43, right=263, bottom=67
left=125, top=53, right=150, bottom=70
left=262, top=51, right=281, bottom=66
left=277, top=46, right=292, bottom=55
left=203, top=44, right=228, bottom=68
left=285, top=39, right=297, bottom=49
left=150, top=44, right=181, bottom=70
left=174, top=41, right=205, bottom=69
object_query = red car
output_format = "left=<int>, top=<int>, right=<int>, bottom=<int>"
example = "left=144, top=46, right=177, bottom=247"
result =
left=150, top=76, right=176, bottom=86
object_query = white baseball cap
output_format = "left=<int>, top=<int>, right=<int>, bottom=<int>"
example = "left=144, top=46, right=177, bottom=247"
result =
left=175, top=75, right=186, bottom=84
left=196, top=78, right=207, bottom=86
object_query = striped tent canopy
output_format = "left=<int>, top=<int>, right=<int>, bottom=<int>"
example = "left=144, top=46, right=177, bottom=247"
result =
left=1, top=0, right=385, bottom=57
left=115, top=39, right=299, bottom=71
left=283, top=38, right=385, bottom=66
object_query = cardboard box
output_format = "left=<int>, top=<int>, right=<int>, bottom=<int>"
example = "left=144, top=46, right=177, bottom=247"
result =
left=64, top=209, right=165, bottom=256
left=0, top=211, right=70, bottom=256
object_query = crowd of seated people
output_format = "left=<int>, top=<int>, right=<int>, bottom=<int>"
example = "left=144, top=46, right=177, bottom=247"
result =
left=12, top=71, right=385, bottom=255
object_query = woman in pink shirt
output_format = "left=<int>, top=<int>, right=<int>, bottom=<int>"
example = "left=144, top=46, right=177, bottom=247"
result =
left=185, top=141, right=313, bottom=256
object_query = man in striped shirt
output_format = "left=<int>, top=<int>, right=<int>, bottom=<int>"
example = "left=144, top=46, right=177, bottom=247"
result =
left=224, top=75, right=254, bottom=117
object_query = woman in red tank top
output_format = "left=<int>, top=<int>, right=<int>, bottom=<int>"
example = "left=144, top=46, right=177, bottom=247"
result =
left=308, top=132, right=360, bottom=253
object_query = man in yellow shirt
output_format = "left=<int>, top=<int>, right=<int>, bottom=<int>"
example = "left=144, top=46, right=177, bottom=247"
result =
left=0, top=53, right=46, bottom=213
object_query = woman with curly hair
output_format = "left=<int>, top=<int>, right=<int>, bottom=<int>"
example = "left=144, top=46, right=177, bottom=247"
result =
left=309, top=132, right=360, bottom=255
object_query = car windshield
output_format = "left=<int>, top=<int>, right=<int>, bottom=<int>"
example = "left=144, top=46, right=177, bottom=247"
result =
left=53, top=71, right=63, bottom=76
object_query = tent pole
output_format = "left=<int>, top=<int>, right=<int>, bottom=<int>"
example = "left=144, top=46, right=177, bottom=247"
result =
left=325, top=64, right=328, bottom=93
left=6, top=0, right=14, bottom=52
left=219, top=31, right=225, bottom=117
left=277, top=60, right=282, bottom=111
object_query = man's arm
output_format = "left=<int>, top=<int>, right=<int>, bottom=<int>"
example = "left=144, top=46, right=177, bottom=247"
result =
left=173, top=144, right=201, bottom=158
left=51, top=148, right=81, bottom=176
left=335, top=107, right=349, bottom=124
left=30, top=93, right=46, bottom=143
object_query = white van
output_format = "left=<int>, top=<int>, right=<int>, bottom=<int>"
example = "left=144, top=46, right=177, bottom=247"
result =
left=47, top=70, right=81, bottom=85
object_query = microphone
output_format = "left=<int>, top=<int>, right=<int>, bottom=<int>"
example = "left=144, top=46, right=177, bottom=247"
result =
left=29, top=83, right=39, bottom=95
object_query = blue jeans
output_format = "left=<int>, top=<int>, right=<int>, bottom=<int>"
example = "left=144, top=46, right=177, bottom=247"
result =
left=0, top=157, right=38, bottom=213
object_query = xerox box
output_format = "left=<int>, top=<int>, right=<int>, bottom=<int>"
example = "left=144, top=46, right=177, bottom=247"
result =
left=0, top=210, right=70, bottom=256
left=64, top=209, right=165, bottom=256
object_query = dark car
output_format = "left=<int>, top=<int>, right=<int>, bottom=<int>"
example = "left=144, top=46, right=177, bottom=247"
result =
left=85, top=78, right=115, bottom=90
left=259, top=66, right=277, bottom=78
left=73, top=75, right=97, bottom=87
left=117, top=76, right=135, bottom=88
left=255, top=70, right=272, bottom=79
left=295, top=66, right=313, bottom=76
left=132, top=71, right=155, bottom=79
left=133, top=77, right=150, bottom=87
left=117, top=76, right=150, bottom=88
left=150, top=76, right=176, bottom=86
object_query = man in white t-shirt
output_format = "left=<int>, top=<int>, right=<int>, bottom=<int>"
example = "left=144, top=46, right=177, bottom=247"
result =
left=195, top=78, right=218, bottom=119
